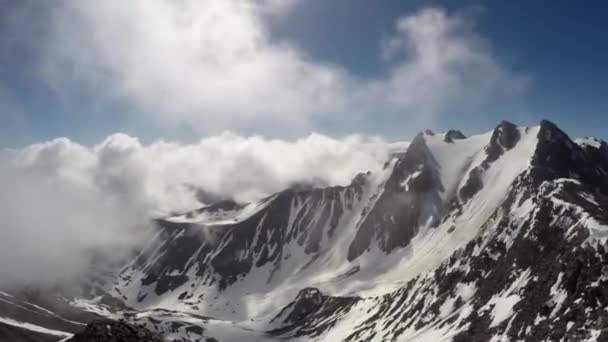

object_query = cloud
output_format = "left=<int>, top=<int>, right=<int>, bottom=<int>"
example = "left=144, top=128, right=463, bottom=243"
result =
left=0, top=132, right=398, bottom=288
left=377, top=8, right=526, bottom=115
left=20, top=132, right=396, bottom=209
left=36, top=2, right=525, bottom=134
left=0, top=147, right=145, bottom=289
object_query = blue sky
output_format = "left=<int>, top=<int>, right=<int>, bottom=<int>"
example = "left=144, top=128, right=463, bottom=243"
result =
left=1, top=0, right=607, bottom=147
left=273, top=0, right=608, bottom=134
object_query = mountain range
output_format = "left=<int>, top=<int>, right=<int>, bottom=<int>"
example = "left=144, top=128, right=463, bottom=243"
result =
left=2, top=120, right=608, bottom=342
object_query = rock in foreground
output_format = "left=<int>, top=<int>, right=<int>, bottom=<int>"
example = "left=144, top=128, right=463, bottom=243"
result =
left=68, top=319, right=164, bottom=342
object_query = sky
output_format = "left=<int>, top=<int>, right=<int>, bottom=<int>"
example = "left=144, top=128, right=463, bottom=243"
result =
left=0, top=0, right=606, bottom=147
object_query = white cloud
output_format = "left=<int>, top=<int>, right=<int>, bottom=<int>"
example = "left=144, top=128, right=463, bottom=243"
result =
left=377, top=8, right=525, bottom=115
left=31, top=132, right=395, bottom=210
left=39, top=2, right=525, bottom=134
left=0, top=147, right=145, bottom=289
left=0, top=132, right=397, bottom=288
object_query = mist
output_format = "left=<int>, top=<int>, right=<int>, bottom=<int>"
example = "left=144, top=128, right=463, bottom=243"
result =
left=0, top=152, right=147, bottom=289
left=0, top=132, right=396, bottom=289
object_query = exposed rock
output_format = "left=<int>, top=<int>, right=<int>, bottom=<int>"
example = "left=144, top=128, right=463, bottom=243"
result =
left=485, top=120, right=521, bottom=163
left=459, top=121, right=521, bottom=202
left=271, top=288, right=325, bottom=326
left=444, top=129, right=467, bottom=143
left=347, top=132, right=443, bottom=261
left=0, top=323, right=61, bottom=342
left=67, top=319, right=165, bottom=342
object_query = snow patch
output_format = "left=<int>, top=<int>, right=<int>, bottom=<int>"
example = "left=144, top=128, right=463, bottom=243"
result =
left=0, top=316, right=73, bottom=338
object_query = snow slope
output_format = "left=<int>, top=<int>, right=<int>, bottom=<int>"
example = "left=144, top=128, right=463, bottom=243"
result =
left=7, top=120, right=608, bottom=342
left=0, top=316, right=72, bottom=340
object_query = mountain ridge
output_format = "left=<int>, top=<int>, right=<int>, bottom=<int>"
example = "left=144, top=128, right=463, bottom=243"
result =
left=2, top=119, right=608, bottom=342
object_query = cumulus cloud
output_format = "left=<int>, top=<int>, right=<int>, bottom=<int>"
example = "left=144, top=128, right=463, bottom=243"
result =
left=377, top=8, right=525, bottom=115
left=0, top=132, right=397, bottom=288
left=19, top=132, right=395, bottom=209
left=37, top=1, right=525, bottom=134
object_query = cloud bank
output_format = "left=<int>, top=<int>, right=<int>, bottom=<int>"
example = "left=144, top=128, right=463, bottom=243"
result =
left=0, top=133, right=398, bottom=288
left=38, top=1, right=525, bottom=134
left=0, top=148, right=145, bottom=289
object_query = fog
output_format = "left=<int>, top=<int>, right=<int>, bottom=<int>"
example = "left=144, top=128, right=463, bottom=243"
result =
left=0, top=132, right=397, bottom=288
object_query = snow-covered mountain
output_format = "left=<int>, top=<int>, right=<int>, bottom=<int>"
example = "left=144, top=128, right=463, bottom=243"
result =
left=2, top=120, right=608, bottom=342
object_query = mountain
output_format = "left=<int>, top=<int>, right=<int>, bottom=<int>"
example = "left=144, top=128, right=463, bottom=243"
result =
left=2, top=120, right=608, bottom=341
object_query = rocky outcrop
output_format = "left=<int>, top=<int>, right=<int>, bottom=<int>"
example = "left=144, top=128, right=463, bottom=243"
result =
left=347, top=133, right=444, bottom=261
left=460, top=121, right=522, bottom=202
left=444, top=129, right=467, bottom=143
left=67, top=319, right=165, bottom=342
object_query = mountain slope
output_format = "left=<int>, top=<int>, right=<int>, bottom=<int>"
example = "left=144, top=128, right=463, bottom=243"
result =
left=268, top=121, right=608, bottom=342
left=109, top=122, right=538, bottom=321
left=3, top=120, right=608, bottom=342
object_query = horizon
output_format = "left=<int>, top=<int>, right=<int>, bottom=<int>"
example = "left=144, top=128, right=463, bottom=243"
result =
left=1, top=118, right=602, bottom=151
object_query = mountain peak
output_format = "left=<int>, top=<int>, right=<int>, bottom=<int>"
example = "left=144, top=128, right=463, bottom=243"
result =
left=494, top=120, right=520, bottom=147
left=484, top=120, right=521, bottom=164
left=411, top=131, right=428, bottom=145
left=538, top=119, right=571, bottom=143
left=444, top=129, right=467, bottom=143
left=530, top=120, right=608, bottom=193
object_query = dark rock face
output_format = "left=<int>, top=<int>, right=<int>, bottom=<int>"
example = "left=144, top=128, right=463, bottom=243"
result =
left=598, top=140, right=608, bottom=160
left=180, top=199, right=243, bottom=220
left=347, top=133, right=444, bottom=261
left=579, top=138, right=608, bottom=163
left=271, top=288, right=326, bottom=326
left=444, top=130, right=467, bottom=143
left=485, top=120, right=521, bottom=163
left=0, top=292, right=88, bottom=334
left=460, top=121, right=521, bottom=203
left=444, top=178, right=608, bottom=342
left=124, top=179, right=367, bottom=296
left=68, top=319, right=165, bottom=342
left=530, top=120, right=608, bottom=194
left=0, top=290, right=104, bottom=342
left=0, top=323, right=61, bottom=342
left=459, top=166, right=483, bottom=203
left=270, top=292, right=361, bottom=338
